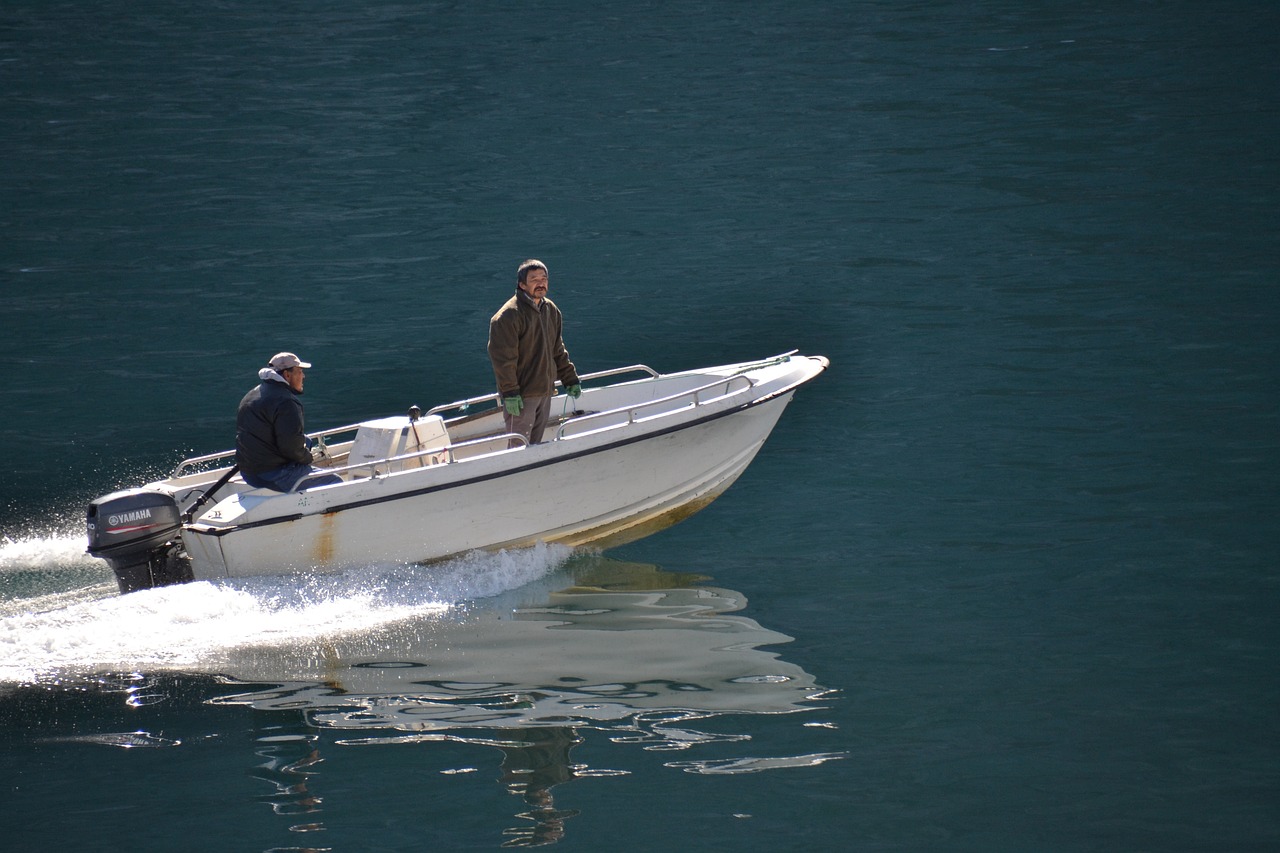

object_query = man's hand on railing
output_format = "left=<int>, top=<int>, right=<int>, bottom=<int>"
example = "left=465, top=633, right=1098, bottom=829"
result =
left=312, top=444, right=332, bottom=467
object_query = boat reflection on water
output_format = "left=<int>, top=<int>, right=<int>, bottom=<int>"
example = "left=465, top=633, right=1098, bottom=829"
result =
left=209, top=556, right=839, bottom=847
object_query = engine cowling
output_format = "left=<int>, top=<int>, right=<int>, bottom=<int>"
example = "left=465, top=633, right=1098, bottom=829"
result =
left=86, top=488, right=192, bottom=593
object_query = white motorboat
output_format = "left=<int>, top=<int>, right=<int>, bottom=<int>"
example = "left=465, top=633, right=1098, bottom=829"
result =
left=86, top=351, right=828, bottom=593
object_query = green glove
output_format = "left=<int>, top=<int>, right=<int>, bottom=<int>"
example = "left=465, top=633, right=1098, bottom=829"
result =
left=503, top=395, right=524, bottom=416
left=567, top=384, right=582, bottom=399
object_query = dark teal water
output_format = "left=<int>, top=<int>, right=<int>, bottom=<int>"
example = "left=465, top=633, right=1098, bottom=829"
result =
left=2, top=2, right=1277, bottom=850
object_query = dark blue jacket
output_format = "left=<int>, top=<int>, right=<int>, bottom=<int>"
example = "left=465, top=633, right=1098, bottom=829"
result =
left=235, top=373, right=312, bottom=475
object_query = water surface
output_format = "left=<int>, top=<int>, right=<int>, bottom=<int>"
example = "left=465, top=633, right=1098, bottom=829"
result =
left=2, top=1, right=1277, bottom=850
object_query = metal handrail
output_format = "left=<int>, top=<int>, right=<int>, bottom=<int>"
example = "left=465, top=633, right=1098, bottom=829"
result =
left=426, top=363, right=661, bottom=418
left=289, top=432, right=529, bottom=493
left=170, top=421, right=366, bottom=478
left=577, top=363, right=661, bottom=382
left=172, top=449, right=238, bottom=478
left=554, top=374, right=754, bottom=441
left=173, top=363, right=670, bottom=477
left=425, top=393, right=500, bottom=418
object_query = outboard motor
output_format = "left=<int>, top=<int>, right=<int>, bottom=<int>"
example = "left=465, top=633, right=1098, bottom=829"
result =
left=86, top=488, right=194, bottom=594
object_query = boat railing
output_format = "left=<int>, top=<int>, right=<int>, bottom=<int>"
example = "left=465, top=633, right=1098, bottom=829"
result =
left=425, top=363, right=661, bottom=419
left=288, top=432, right=529, bottom=493
left=554, top=373, right=755, bottom=441
left=575, top=363, right=661, bottom=382
left=172, top=449, right=238, bottom=478
left=169, top=421, right=366, bottom=479
left=172, top=363, right=670, bottom=479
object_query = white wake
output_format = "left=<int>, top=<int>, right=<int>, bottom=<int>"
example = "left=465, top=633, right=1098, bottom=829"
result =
left=0, top=542, right=573, bottom=684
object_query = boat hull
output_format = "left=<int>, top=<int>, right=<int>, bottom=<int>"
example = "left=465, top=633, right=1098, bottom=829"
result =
left=182, top=389, right=795, bottom=579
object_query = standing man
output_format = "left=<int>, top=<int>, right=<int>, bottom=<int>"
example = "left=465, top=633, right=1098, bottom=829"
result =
left=488, top=259, right=582, bottom=445
left=236, top=352, right=341, bottom=491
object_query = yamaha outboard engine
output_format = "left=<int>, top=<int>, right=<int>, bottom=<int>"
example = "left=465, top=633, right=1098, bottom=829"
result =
left=86, top=488, right=194, bottom=594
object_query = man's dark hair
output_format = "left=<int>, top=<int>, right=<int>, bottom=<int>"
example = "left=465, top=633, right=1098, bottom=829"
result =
left=517, top=258, right=548, bottom=286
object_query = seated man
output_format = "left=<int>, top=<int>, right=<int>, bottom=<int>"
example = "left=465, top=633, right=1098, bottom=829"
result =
left=235, top=352, right=341, bottom=492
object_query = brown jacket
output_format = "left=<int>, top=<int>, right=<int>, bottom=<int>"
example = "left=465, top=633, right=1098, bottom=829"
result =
left=488, top=291, right=579, bottom=397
